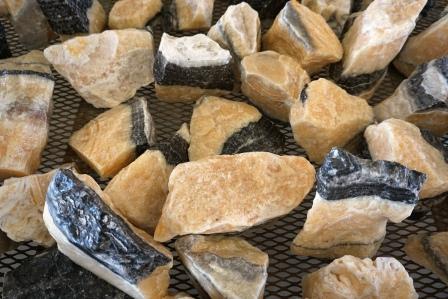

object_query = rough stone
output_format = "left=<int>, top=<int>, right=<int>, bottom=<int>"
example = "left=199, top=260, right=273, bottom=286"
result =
left=302, top=0, right=352, bottom=36
left=375, top=57, right=448, bottom=136
left=109, top=0, right=162, bottom=29
left=44, top=29, right=154, bottom=108
left=262, top=0, right=343, bottom=74
left=0, top=51, right=54, bottom=179
left=153, top=123, right=190, bottom=166
left=154, top=152, right=315, bottom=242
left=290, top=78, right=374, bottom=164
left=175, top=235, right=268, bottom=299
left=365, top=119, right=448, bottom=199
left=164, top=0, right=214, bottom=31
left=229, top=0, right=287, bottom=19
left=240, top=51, right=310, bottom=122
left=291, top=148, right=425, bottom=259
left=302, top=255, right=418, bottom=299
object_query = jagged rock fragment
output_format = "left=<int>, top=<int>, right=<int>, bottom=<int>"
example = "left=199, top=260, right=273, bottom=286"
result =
left=44, top=169, right=173, bottom=299
left=228, top=0, right=287, bottom=19
left=262, top=0, right=343, bottom=74
left=365, top=119, right=448, bottom=199
left=290, top=78, right=374, bottom=164
left=302, top=255, right=418, bottom=299
left=154, top=152, right=315, bottom=242
left=375, top=56, right=448, bottom=136
left=153, top=123, right=190, bottom=166
left=0, top=51, right=54, bottom=179
left=241, top=51, right=309, bottom=122
left=405, top=232, right=448, bottom=286
left=154, top=33, right=234, bottom=102
left=176, top=235, right=268, bottom=299
left=302, top=0, right=352, bottom=36
left=69, top=97, right=156, bottom=178
left=332, top=0, right=427, bottom=99
left=44, top=29, right=154, bottom=108
left=0, top=21, right=11, bottom=59
left=189, top=96, right=284, bottom=161
left=37, top=0, right=106, bottom=35
left=164, top=0, right=214, bottom=31
left=291, top=148, right=426, bottom=259
left=109, top=0, right=162, bottom=29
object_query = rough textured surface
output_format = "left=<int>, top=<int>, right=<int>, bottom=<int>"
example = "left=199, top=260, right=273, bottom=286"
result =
left=165, top=0, right=214, bottom=31
left=105, top=150, right=171, bottom=234
left=291, top=148, right=425, bottom=259
left=37, top=0, right=106, bottom=35
left=154, top=123, right=190, bottom=166
left=290, top=78, right=374, bottom=164
left=365, top=119, right=448, bottom=199
left=302, top=0, right=352, bottom=36
left=154, top=33, right=234, bottom=102
left=208, top=2, right=260, bottom=61
left=0, top=51, right=54, bottom=179
left=189, top=96, right=284, bottom=161
left=44, top=29, right=154, bottom=108
left=3, top=248, right=132, bottom=299
left=240, top=51, right=310, bottom=122
left=405, top=232, right=448, bottom=285
left=0, top=21, right=11, bottom=58
left=175, top=235, right=268, bottom=299
left=69, top=97, right=156, bottom=178
left=44, top=169, right=173, bottom=299
left=109, top=0, right=162, bottom=29
left=154, top=152, right=315, bottom=242
left=302, top=255, right=418, bottom=299
left=375, top=57, right=448, bottom=136
left=229, top=0, right=287, bottom=19
left=394, top=13, right=448, bottom=76
left=262, top=1, right=343, bottom=74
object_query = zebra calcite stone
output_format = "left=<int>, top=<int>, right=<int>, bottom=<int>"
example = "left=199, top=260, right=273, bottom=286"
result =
left=0, top=21, right=11, bottom=59
left=291, top=148, right=426, bottom=259
left=375, top=56, right=448, bottom=136
left=154, top=123, right=190, bottom=166
left=164, top=0, right=214, bottom=31
left=302, top=0, right=352, bottom=36
left=263, top=0, right=343, bottom=74
left=228, top=0, right=287, bottom=19
left=176, top=235, right=268, bottom=299
left=109, top=0, right=162, bottom=29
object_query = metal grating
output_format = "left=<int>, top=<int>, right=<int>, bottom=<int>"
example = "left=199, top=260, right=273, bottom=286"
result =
left=1, top=0, right=448, bottom=298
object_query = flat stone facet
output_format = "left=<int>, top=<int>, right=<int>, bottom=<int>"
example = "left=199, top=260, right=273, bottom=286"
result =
left=302, top=0, right=352, bottom=36
left=109, top=0, right=162, bottom=29
left=175, top=235, right=268, bottom=299
left=154, top=152, right=315, bottom=242
left=302, top=255, right=418, bottom=299
left=365, top=119, right=448, bottom=199
left=262, top=0, right=343, bottom=74
left=290, top=78, right=374, bottom=164
left=241, top=51, right=310, bottom=122
left=44, top=29, right=154, bottom=108
left=375, top=57, right=448, bottom=136
left=229, top=0, right=287, bottom=19
left=165, top=0, right=214, bottom=31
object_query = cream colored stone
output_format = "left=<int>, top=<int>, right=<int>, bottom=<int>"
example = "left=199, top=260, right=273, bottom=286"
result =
left=302, top=255, right=418, bottom=299
left=262, top=0, right=342, bottom=74
left=154, top=84, right=231, bottom=103
left=302, top=0, right=352, bottom=35
left=109, top=0, right=162, bottom=29
left=172, top=0, right=214, bottom=31
left=290, top=78, right=374, bottom=164
left=154, top=152, right=315, bottom=242
left=44, top=29, right=154, bottom=108
left=365, top=119, right=448, bottom=199
left=241, top=51, right=310, bottom=122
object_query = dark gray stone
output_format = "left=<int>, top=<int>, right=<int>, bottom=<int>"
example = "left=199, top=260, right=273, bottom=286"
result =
left=129, top=97, right=156, bottom=156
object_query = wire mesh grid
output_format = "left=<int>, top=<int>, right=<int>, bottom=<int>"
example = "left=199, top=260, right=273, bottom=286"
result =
left=0, top=0, right=448, bottom=298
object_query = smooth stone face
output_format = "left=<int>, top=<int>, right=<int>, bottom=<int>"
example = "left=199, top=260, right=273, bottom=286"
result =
left=229, top=0, right=287, bottom=19
left=394, top=13, right=448, bottom=76
left=5, top=0, right=51, bottom=49
left=0, top=21, right=11, bottom=59
left=302, top=0, right=352, bottom=36
left=44, top=169, right=173, bottom=299
left=405, top=232, right=448, bottom=285
left=175, top=235, right=268, bottom=299
left=188, top=96, right=284, bottom=161
left=291, top=148, right=425, bottom=259
left=262, top=1, right=343, bottom=74
left=290, top=78, right=374, bottom=164
left=0, top=51, right=54, bottom=179
left=109, top=0, right=162, bottom=29
left=69, top=97, right=156, bottom=178
left=3, top=248, right=132, bottom=299
left=44, top=29, right=154, bottom=108
left=365, top=119, right=448, bottom=199
left=165, top=0, right=214, bottom=31
left=302, top=255, right=418, bottom=299
left=105, top=150, right=171, bottom=234
left=240, top=51, right=310, bottom=122
left=154, top=152, right=315, bottom=242
left=154, top=123, right=190, bottom=166
left=208, top=2, right=260, bottom=60
left=375, top=57, right=448, bottom=136
left=37, top=0, right=106, bottom=35
left=154, top=33, right=234, bottom=102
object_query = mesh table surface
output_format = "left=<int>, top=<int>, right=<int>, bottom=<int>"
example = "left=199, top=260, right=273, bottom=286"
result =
left=1, top=1, right=448, bottom=298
